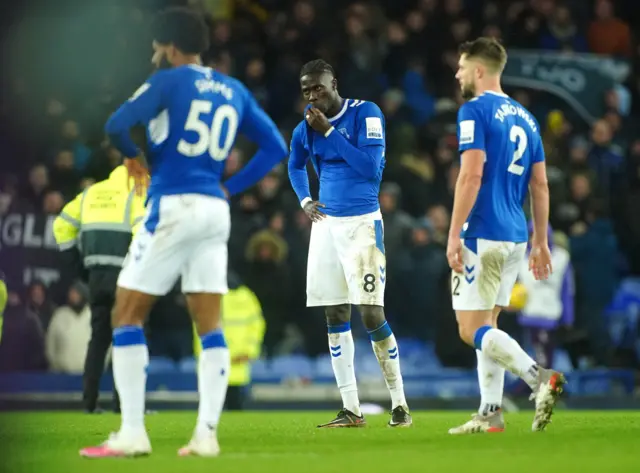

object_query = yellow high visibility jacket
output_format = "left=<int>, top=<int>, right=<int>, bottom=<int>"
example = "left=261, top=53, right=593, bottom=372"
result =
left=52, top=166, right=146, bottom=269
left=194, top=285, right=265, bottom=386
left=0, top=278, right=6, bottom=343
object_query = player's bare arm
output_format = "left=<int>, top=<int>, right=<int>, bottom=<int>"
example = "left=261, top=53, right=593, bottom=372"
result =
left=528, top=160, right=552, bottom=280
left=447, top=148, right=485, bottom=273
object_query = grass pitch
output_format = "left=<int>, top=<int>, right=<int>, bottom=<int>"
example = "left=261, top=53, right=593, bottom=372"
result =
left=2, top=411, right=638, bottom=473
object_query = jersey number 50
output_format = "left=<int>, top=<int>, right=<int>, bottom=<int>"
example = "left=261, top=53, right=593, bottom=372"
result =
left=178, top=100, right=239, bottom=161
left=508, top=125, right=527, bottom=176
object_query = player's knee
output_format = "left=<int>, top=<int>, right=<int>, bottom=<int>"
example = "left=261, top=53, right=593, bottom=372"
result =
left=458, top=324, right=476, bottom=346
left=456, top=313, right=491, bottom=347
left=491, top=307, right=502, bottom=327
left=325, top=304, right=350, bottom=326
left=187, top=293, right=223, bottom=335
left=111, top=287, right=151, bottom=328
left=359, top=305, right=386, bottom=331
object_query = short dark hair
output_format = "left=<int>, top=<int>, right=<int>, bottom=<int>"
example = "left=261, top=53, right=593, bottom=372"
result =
left=152, top=7, right=210, bottom=55
left=300, top=59, right=335, bottom=78
left=458, top=37, right=507, bottom=73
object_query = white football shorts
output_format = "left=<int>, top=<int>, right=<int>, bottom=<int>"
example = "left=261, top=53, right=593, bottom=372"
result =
left=306, top=210, right=386, bottom=307
left=451, top=238, right=527, bottom=311
left=118, top=194, right=230, bottom=296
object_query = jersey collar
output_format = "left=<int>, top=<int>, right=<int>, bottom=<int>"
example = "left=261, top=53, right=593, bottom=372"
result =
left=483, top=90, right=509, bottom=98
left=328, top=99, right=350, bottom=123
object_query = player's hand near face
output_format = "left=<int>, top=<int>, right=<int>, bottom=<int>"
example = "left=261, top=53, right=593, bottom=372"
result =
left=305, top=107, right=332, bottom=135
left=446, top=235, right=464, bottom=273
left=303, top=201, right=326, bottom=222
left=124, top=157, right=150, bottom=197
left=528, top=242, right=553, bottom=280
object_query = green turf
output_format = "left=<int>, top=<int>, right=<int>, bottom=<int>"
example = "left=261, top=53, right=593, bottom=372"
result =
left=2, top=411, right=639, bottom=473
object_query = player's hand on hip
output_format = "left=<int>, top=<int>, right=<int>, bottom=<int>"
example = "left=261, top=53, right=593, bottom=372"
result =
left=124, top=157, right=150, bottom=197
left=446, top=236, right=464, bottom=273
left=303, top=201, right=326, bottom=222
left=305, top=107, right=332, bottom=135
left=528, top=243, right=553, bottom=281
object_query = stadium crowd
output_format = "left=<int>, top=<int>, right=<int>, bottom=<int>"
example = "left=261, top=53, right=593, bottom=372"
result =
left=1, top=0, right=639, bottom=374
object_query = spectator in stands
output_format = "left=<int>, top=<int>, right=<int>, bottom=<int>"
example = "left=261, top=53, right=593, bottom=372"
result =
left=392, top=149, right=437, bottom=217
left=58, top=120, right=92, bottom=173
left=567, top=138, right=591, bottom=175
left=542, top=110, right=572, bottom=169
left=45, top=282, right=91, bottom=374
left=380, top=182, right=414, bottom=320
left=86, top=145, right=123, bottom=182
left=539, top=3, right=588, bottom=52
left=229, top=193, right=267, bottom=274
left=507, top=2, right=543, bottom=49
left=379, top=183, right=414, bottom=266
left=0, top=174, right=21, bottom=215
left=570, top=200, right=618, bottom=366
left=24, top=164, right=50, bottom=211
left=243, top=229, right=290, bottom=358
left=25, top=281, right=56, bottom=332
left=379, top=89, right=413, bottom=152
left=42, top=190, right=65, bottom=215
left=244, top=56, right=269, bottom=110
left=396, top=218, right=448, bottom=340
left=425, top=204, right=450, bottom=246
left=587, top=119, right=625, bottom=205
left=254, top=170, right=296, bottom=219
left=0, top=287, right=47, bottom=372
left=49, top=149, right=80, bottom=200
left=554, top=172, right=594, bottom=234
left=588, top=0, right=632, bottom=57
left=383, top=23, right=409, bottom=88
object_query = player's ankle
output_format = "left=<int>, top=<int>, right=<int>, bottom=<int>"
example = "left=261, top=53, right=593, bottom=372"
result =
left=119, top=425, right=147, bottom=439
left=391, top=392, right=407, bottom=409
left=343, top=398, right=361, bottom=416
left=195, top=423, right=216, bottom=439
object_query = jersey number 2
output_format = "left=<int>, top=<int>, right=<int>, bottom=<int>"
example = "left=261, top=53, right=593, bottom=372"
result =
left=508, top=125, right=527, bottom=176
left=178, top=100, right=239, bottom=161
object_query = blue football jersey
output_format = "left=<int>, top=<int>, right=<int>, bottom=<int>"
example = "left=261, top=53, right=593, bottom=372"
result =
left=288, top=99, right=386, bottom=217
left=106, top=64, right=285, bottom=201
left=457, top=91, right=544, bottom=243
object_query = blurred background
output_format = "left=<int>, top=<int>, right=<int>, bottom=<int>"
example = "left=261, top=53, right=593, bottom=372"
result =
left=0, top=0, right=639, bottom=410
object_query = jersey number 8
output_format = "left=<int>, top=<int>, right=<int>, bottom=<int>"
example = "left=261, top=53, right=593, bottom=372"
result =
left=508, top=125, right=527, bottom=176
left=178, top=100, right=239, bottom=161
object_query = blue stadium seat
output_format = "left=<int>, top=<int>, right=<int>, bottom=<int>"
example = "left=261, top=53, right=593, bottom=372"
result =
left=177, top=357, right=197, bottom=373
left=250, top=359, right=272, bottom=380
left=147, top=356, right=177, bottom=374
left=314, top=354, right=336, bottom=378
left=354, top=338, right=372, bottom=354
left=396, top=338, right=437, bottom=366
left=356, top=352, right=384, bottom=378
left=553, top=349, right=573, bottom=373
left=269, top=355, right=314, bottom=378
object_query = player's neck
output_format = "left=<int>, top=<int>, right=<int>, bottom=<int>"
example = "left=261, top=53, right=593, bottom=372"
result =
left=173, top=55, right=202, bottom=67
left=326, top=97, right=344, bottom=118
left=476, top=81, right=504, bottom=97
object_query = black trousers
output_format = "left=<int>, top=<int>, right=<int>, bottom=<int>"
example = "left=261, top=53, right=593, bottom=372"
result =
left=224, top=385, right=247, bottom=411
left=83, top=268, right=120, bottom=412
